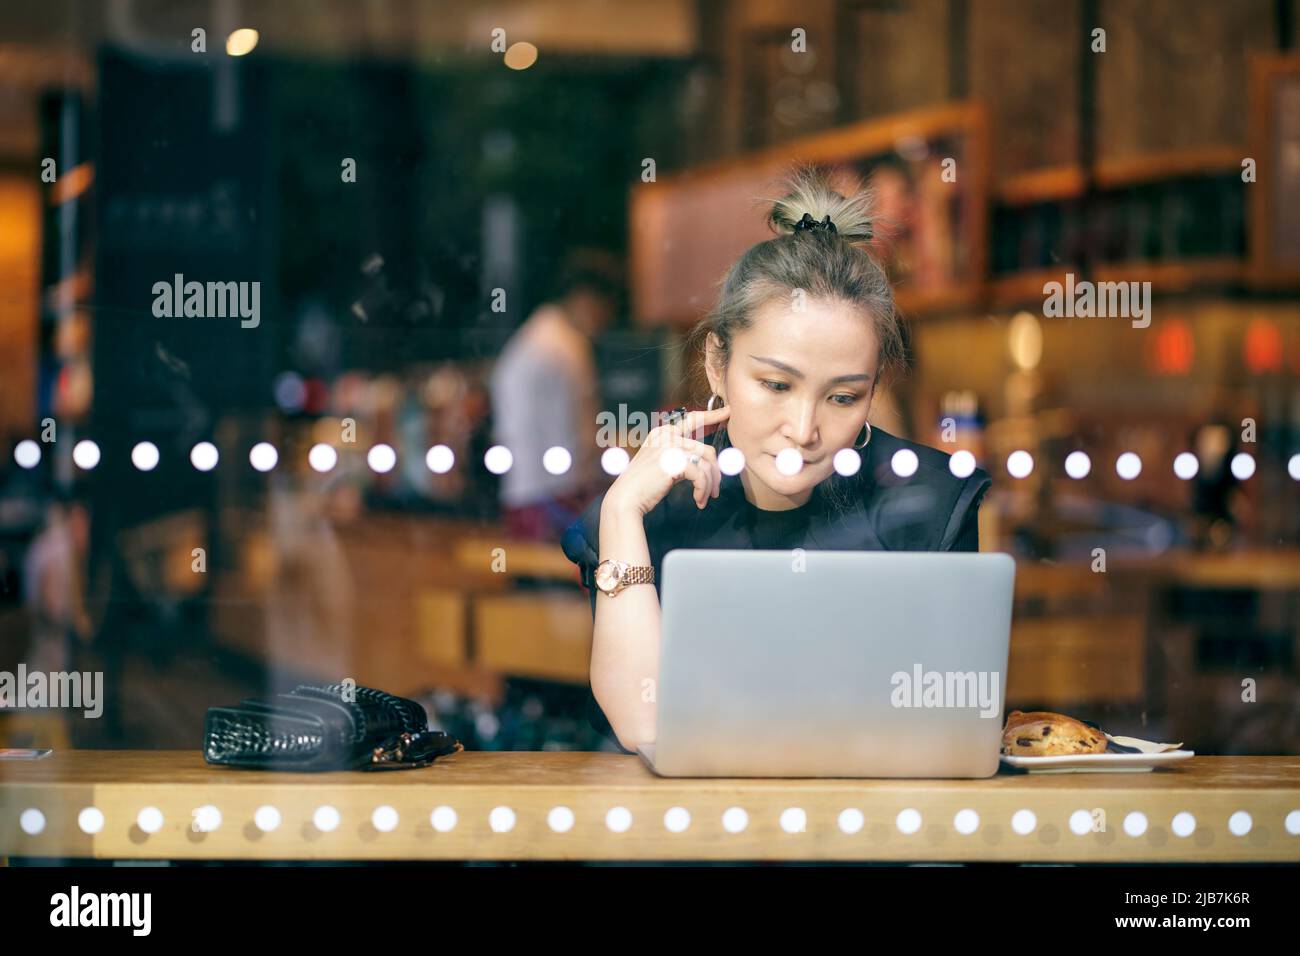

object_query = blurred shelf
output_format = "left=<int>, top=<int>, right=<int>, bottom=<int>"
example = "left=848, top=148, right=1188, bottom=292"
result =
left=1094, top=258, right=1244, bottom=290
left=1014, top=550, right=1300, bottom=592
left=1122, top=550, right=1300, bottom=590
left=996, top=146, right=1246, bottom=206
left=989, top=258, right=1246, bottom=309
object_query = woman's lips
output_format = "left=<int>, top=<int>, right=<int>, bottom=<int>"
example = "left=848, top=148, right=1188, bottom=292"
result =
left=766, top=452, right=823, bottom=465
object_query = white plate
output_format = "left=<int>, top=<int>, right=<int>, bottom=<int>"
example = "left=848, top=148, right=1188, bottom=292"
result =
left=1000, top=750, right=1195, bottom=773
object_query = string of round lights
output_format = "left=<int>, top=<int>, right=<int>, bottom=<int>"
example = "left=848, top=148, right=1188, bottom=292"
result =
left=9, top=438, right=1284, bottom=482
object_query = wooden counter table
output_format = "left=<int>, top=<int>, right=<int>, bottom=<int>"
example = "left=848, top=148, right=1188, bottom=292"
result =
left=2, top=751, right=1298, bottom=863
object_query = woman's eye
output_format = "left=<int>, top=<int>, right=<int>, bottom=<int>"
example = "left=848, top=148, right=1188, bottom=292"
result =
left=763, top=380, right=858, bottom=406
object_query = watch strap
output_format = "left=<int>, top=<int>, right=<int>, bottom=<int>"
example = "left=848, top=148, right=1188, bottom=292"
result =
left=620, top=565, right=654, bottom=586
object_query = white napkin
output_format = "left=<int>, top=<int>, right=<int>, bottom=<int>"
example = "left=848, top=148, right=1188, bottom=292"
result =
left=1104, top=733, right=1185, bottom=754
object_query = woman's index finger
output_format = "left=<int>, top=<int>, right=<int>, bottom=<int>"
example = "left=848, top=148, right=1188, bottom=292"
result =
left=679, top=404, right=730, bottom=437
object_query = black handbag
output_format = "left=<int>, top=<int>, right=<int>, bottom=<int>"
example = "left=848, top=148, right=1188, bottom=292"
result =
left=204, top=682, right=462, bottom=771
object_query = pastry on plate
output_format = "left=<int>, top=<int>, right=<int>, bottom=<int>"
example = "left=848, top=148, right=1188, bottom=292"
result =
left=1001, top=710, right=1109, bottom=756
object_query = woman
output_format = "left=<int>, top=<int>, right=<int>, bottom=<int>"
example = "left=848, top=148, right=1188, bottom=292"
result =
left=561, top=164, right=991, bottom=754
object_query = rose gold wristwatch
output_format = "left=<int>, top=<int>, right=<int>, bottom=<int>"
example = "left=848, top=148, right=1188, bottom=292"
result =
left=593, top=558, right=655, bottom=597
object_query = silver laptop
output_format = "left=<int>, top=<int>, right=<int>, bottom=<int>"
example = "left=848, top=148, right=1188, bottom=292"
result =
left=636, top=549, right=1015, bottom=778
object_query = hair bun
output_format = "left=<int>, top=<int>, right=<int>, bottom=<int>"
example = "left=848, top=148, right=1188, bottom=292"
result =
left=766, top=163, right=875, bottom=244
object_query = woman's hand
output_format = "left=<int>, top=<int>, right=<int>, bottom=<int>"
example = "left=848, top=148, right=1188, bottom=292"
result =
left=604, top=405, right=731, bottom=517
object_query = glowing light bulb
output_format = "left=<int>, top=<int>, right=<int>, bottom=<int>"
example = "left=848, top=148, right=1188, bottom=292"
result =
left=1006, top=450, right=1033, bottom=479
left=1064, top=451, right=1091, bottom=479
left=133, top=441, right=160, bottom=472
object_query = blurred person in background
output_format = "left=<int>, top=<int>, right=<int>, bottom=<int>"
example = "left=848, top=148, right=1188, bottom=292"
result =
left=22, top=492, right=91, bottom=676
left=6, top=492, right=91, bottom=748
left=489, top=248, right=623, bottom=541
left=265, top=448, right=358, bottom=686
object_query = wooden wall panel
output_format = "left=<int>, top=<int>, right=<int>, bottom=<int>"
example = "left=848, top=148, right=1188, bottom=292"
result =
left=842, top=0, right=950, bottom=121
left=1096, top=0, right=1276, bottom=161
left=970, top=0, right=1082, bottom=175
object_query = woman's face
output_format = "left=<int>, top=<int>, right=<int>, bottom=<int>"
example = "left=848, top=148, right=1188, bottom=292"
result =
left=707, top=296, right=879, bottom=510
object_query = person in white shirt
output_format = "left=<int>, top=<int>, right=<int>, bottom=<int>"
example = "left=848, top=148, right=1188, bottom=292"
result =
left=489, top=249, right=622, bottom=540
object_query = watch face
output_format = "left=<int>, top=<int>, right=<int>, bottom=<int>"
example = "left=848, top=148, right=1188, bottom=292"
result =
left=594, top=560, right=622, bottom=592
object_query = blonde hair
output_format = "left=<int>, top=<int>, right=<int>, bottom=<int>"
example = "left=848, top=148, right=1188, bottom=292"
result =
left=766, top=163, right=878, bottom=244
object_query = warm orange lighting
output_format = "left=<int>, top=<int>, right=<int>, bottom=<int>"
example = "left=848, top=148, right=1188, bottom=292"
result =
left=49, top=162, right=94, bottom=206
left=504, top=42, right=538, bottom=70
left=1007, top=311, right=1042, bottom=370
left=1244, top=318, right=1283, bottom=374
left=226, top=28, right=259, bottom=56
left=1148, top=317, right=1194, bottom=374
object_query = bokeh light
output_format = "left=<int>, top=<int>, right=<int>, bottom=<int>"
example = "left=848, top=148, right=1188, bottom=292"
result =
left=1116, top=452, right=1142, bottom=480
left=190, top=442, right=218, bottom=472
left=948, top=449, right=976, bottom=479
left=367, top=444, right=397, bottom=473
left=426, top=445, right=456, bottom=474
left=1006, top=450, right=1033, bottom=479
left=1064, top=451, right=1091, bottom=479
left=13, top=439, right=40, bottom=469
left=774, top=448, right=803, bottom=476
left=833, top=447, right=861, bottom=476
left=718, top=447, right=746, bottom=475
left=1230, top=453, right=1256, bottom=480
left=226, top=28, right=259, bottom=56
left=891, top=448, right=919, bottom=478
left=484, top=445, right=513, bottom=475
left=249, top=442, right=279, bottom=472
left=133, top=441, right=161, bottom=472
left=1173, top=452, right=1199, bottom=480
left=601, top=446, right=630, bottom=475
left=72, top=439, right=100, bottom=470
left=542, top=446, right=572, bottom=475
left=308, top=443, right=338, bottom=473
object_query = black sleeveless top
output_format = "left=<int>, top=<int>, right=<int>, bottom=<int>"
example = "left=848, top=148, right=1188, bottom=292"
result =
left=559, top=425, right=992, bottom=753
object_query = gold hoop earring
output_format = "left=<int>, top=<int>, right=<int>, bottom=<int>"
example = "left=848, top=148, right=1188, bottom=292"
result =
left=853, top=421, right=872, bottom=450
left=707, top=393, right=726, bottom=411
